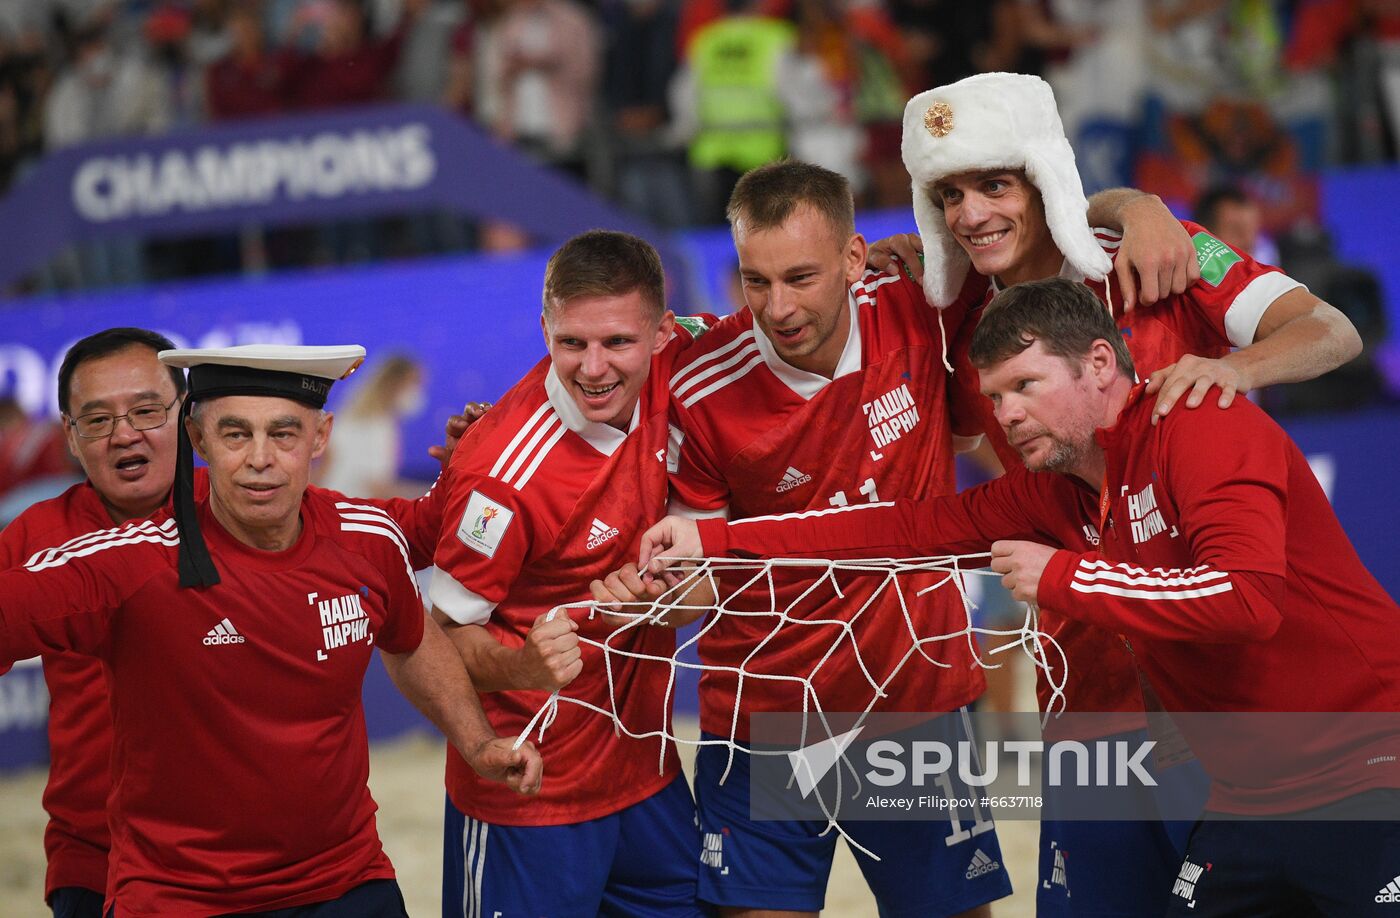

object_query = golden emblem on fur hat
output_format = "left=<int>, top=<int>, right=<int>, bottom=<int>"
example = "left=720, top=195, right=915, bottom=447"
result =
left=924, top=101, right=954, bottom=138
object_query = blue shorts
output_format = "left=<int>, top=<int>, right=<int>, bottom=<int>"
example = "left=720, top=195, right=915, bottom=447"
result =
left=442, top=775, right=704, bottom=918
left=695, top=723, right=1013, bottom=917
left=51, top=886, right=103, bottom=918
left=1165, top=790, right=1400, bottom=917
left=1038, top=728, right=1210, bottom=917
left=108, top=880, right=408, bottom=918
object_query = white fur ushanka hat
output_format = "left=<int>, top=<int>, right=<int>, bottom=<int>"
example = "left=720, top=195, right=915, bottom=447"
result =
left=901, top=72, right=1112, bottom=307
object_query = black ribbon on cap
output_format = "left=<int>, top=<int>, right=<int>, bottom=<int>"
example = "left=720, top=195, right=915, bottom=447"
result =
left=173, top=363, right=338, bottom=589
left=175, top=396, right=220, bottom=588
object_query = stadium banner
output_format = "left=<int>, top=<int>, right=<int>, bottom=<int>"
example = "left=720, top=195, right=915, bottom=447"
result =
left=0, top=104, right=685, bottom=299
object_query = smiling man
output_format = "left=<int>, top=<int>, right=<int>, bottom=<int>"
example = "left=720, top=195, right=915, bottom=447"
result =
left=428, top=230, right=715, bottom=918
left=654, top=160, right=1010, bottom=918
left=0, top=344, right=539, bottom=916
left=642, top=276, right=1400, bottom=917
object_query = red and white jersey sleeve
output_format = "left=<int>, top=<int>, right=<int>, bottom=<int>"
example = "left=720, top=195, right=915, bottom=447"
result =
left=431, top=319, right=713, bottom=827
left=0, top=482, right=124, bottom=899
left=0, top=520, right=158, bottom=662
left=1085, top=221, right=1303, bottom=374
left=952, top=221, right=1305, bottom=468
left=669, top=270, right=987, bottom=740
left=357, top=472, right=447, bottom=570
left=429, top=450, right=536, bottom=626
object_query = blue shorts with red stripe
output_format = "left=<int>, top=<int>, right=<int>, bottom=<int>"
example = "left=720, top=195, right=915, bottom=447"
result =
left=441, top=775, right=704, bottom=918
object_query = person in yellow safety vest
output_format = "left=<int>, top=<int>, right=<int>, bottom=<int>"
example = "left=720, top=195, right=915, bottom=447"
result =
left=685, top=14, right=796, bottom=174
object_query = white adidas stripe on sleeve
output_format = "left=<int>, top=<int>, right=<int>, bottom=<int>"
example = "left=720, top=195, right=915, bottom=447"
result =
left=671, top=331, right=756, bottom=392
left=335, top=502, right=414, bottom=560
left=339, top=516, right=420, bottom=599
left=25, top=519, right=177, bottom=569
left=489, top=401, right=554, bottom=479
left=673, top=339, right=760, bottom=401
left=498, top=414, right=561, bottom=487
left=680, top=353, right=766, bottom=408
left=512, top=423, right=568, bottom=491
left=24, top=520, right=179, bottom=573
left=1070, top=557, right=1235, bottom=601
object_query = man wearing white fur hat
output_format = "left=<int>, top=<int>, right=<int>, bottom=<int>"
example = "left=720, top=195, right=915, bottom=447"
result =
left=887, top=71, right=1362, bottom=916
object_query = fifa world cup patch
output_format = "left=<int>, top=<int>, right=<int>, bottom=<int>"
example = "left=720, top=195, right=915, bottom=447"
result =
left=1191, top=232, right=1243, bottom=287
left=458, top=490, right=515, bottom=558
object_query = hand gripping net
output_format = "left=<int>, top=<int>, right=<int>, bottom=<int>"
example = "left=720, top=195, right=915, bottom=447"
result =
left=514, top=553, right=1067, bottom=859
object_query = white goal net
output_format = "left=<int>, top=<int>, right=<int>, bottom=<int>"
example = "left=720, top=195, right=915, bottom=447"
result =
left=514, top=553, right=1066, bottom=857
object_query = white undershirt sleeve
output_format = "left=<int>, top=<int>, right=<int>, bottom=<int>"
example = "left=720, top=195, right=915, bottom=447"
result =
left=1224, top=273, right=1305, bottom=347
left=667, top=497, right=729, bottom=521
left=427, top=565, right=498, bottom=625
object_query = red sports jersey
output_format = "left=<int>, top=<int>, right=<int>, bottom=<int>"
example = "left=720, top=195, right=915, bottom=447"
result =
left=0, top=482, right=114, bottom=900
left=0, top=486, right=426, bottom=915
left=0, top=470, right=445, bottom=904
left=669, top=269, right=984, bottom=741
left=430, top=320, right=712, bottom=826
left=947, top=222, right=1303, bottom=720
left=699, top=386, right=1400, bottom=814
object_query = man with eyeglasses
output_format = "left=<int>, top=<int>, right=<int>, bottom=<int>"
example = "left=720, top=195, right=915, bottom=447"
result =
left=0, top=328, right=488, bottom=918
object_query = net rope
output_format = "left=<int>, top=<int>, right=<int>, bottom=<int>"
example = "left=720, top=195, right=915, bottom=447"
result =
left=513, top=552, right=1067, bottom=859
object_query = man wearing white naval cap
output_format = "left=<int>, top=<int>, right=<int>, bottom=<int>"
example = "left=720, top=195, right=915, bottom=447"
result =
left=0, top=345, right=541, bottom=917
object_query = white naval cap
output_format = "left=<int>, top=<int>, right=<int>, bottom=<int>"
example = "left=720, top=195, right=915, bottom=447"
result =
left=159, top=344, right=365, bottom=409
left=159, top=344, right=367, bottom=589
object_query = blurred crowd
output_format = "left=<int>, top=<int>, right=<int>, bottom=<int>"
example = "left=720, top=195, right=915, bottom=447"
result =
left=0, top=0, right=1397, bottom=286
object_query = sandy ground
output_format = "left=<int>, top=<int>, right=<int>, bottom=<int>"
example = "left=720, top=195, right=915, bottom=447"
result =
left=0, top=717, right=1039, bottom=918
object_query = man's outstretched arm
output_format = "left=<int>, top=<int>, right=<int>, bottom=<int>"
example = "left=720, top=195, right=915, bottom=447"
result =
left=642, top=469, right=1071, bottom=572
left=381, top=616, right=542, bottom=795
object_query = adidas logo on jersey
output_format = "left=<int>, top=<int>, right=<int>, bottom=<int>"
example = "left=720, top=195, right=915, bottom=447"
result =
left=1377, top=874, right=1400, bottom=902
left=965, top=849, right=1001, bottom=879
left=776, top=466, right=812, bottom=493
left=202, top=618, right=246, bottom=646
left=586, top=518, right=620, bottom=550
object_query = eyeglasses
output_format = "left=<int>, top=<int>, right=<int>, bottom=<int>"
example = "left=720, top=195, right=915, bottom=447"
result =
left=67, top=397, right=180, bottom=440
